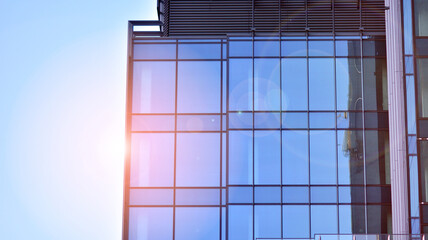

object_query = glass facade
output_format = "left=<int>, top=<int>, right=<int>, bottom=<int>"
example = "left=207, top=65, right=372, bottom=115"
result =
left=125, top=36, right=393, bottom=240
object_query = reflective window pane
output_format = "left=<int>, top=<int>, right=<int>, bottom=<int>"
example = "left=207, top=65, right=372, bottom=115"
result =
left=337, top=130, right=364, bottom=185
left=282, top=112, right=308, bottom=129
left=178, top=61, right=221, bottom=113
left=421, top=141, right=428, bottom=201
left=229, top=59, right=253, bottom=111
left=255, top=186, right=281, bottom=203
left=335, top=40, right=361, bottom=57
left=255, top=206, right=281, bottom=239
left=229, top=112, right=253, bottom=129
left=366, top=205, right=392, bottom=233
left=133, top=62, right=176, bottom=113
left=308, top=41, right=334, bottom=56
left=367, top=186, right=391, bottom=204
left=177, top=133, right=220, bottom=187
left=129, top=207, right=173, bottom=240
left=229, top=41, right=252, bottom=57
left=364, top=112, right=389, bottom=129
left=363, top=59, right=388, bottom=111
left=255, top=131, right=281, bottom=184
left=229, top=186, right=253, bottom=204
left=282, top=41, right=307, bottom=56
left=365, top=131, right=390, bottom=185
left=255, top=41, right=280, bottom=57
left=336, top=58, right=362, bottom=111
left=229, top=131, right=253, bottom=184
left=254, top=59, right=280, bottom=111
left=310, top=130, right=336, bottom=184
left=338, top=186, right=365, bottom=203
left=282, top=59, right=308, bottom=111
left=175, top=207, right=219, bottom=240
left=283, top=130, right=309, bottom=184
left=177, top=115, right=221, bottom=131
left=309, top=59, right=335, bottom=110
left=178, top=44, right=221, bottom=59
left=283, top=205, right=310, bottom=238
left=130, top=133, right=174, bottom=187
left=283, top=187, right=309, bottom=203
left=311, top=205, right=338, bottom=237
left=339, top=205, right=366, bottom=234
left=229, top=206, right=253, bottom=240
left=310, top=187, right=337, bottom=203
left=337, top=112, right=363, bottom=129
left=176, top=189, right=220, bottom=205
left=309, top=112, right=335, bottom=129
left=132, top=115, right=175, bottom=132
left=363, top=40, right=386, bottom=56
left=417, top=59, right=428, bottom=117
left=254, top=112, right=281, bottom=129
left=134, top=44, right=176, bottom=59
left=130, top=189, right=174, bottom=205
left=415, top=0, right=428, bottom=36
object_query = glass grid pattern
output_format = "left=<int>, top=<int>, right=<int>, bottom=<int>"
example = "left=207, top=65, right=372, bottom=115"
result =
left=125, top=36, right=392, bottom=240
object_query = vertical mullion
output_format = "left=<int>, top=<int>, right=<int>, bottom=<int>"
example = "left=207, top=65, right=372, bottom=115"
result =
left=173, top=39, right=178, bottom=240
left=226, top=36, right=230, bottom=240
left=279, top=35, right=284, bottom=240
left=252, top=32, right=256, bottom=240
left=306, top=31, right=311, bottom=238
left=220, top=39, right=223, bottom=240
left=333, top=33, right=339, bottom=234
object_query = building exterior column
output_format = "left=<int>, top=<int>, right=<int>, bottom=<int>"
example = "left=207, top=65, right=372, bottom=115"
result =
left=385, top=0, right=410, bottom=235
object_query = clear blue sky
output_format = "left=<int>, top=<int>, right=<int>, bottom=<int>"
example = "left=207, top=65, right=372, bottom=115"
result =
left=0, top=0, right=156, bottom=239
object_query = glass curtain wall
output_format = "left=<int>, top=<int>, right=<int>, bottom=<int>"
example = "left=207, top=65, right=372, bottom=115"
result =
left=125, top=35, right=391, bottom=240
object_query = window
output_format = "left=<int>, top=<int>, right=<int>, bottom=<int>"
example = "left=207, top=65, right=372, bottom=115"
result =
left=282, top=59, right=308, bottom=111
left=129, top=207, right=173, bottom=240
left=255, top=131, right=281, bottom=184
left=309, top=59, right=335, bottom=110
left=175, top=207, right=220, bottom=240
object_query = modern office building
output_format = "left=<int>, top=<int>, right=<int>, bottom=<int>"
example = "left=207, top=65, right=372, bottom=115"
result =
left=122, top=0, right=428, bottom=239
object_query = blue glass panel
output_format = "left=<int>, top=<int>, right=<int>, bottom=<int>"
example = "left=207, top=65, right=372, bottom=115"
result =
left=255, top=206, right=282, bottom=239
left=339, top=205, right=366, bottom=234
left=255, top=41, right=280, bottom=57
left=177, top=115, right=221, bottom=131
left=229, top=206, right=253, bottom=240
left=283, top=130, right=309, bottom=184
left=133, top=62, right=176, bottom=113
left=254, top=112, right=281, bottom=129
left=407, top=76, right=417, bottom=134
left=283, top=205, right=309, bottom=238
left=130, top=133, right=174, bottom=187
left=222, top=133, right=227, bottom=187
left=229, top=41, right=252, bottom=57
left=311, top=205, right=338, bottom=237
left=282, top=112, right=308, bottom=129
left=365, top=130, right=390, bottom=185
left=405, top=56, right=414, bottom=74
left=229, top=112, right=252, bottom=129
left=414, top=0, right=428, bottom=36
left=309, top=112, right=335, bottom=129
left=310, top=130, right=336, bottom=184
left=178, top=44, right=221, bottom=59
left=282, top=59, right=308, bottom=111
left=134, top=44, right=176, bottom=59
left=255, top=186, right=281, bottom=203
left=254, top=59, right=281, bottom=111
left=132, top=115, right=175, bottom=132
left=309, top=59, right=335, bottom=110
left=409, top=156, right=420, bottom=216
left=176, top=189, right=220, bottom=205
left=130, top=189, right=174, bottom=205
left=229, top=59, right=253, bottom=111
left=175, top=207, right=219, bottom=240
left=403, top=0, right=413, bottom=54
left=282, top=41, right=307, bottom=56
left=310, top=187, right=337, bottom=203
left=363, top=58, right=388, bottom=111
left=308, top=41, right=334, bottom=56
left=255, top=131, right=281, bottom=184
left=178, top=61, right=221, bottom=113
left=283, top=187, right=309, bottom=203
left=223, top=61, right=227, bottom=113
left=337, top=130, right=364, bottom=185
left=129, top=207, right=173, bottom=240
left=176, top=133, right=220, bottom=187
left=229, top=186, right=253, bottom=203
left=336, top=58, right=362, bottom=111
left=335, top=40, right=361, bottom=57
left=338, top=186, right=364, bottom=203
left=337, top=112, right=363, bottom=129
left=229, top=131, right=253, bottom=184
